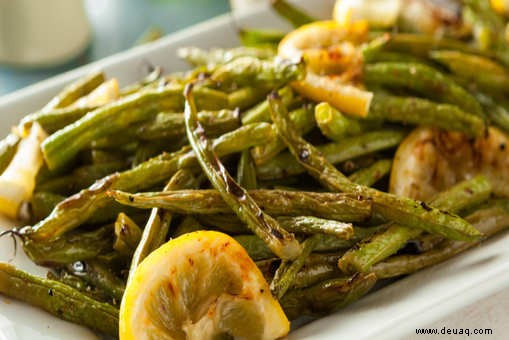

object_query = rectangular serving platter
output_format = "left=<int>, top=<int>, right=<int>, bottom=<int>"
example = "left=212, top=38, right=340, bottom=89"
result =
left=1, top=1, right=508, bottom=339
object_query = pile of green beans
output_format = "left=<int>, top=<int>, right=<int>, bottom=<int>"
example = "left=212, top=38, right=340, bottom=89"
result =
left=0, top=0, right=508, bottom=337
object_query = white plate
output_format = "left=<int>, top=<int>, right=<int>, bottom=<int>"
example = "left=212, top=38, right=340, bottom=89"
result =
left=1, top=1, right=508, bottom=339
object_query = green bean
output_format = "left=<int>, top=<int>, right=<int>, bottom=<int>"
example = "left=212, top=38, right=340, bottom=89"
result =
left=137, top=110, right=240, bottom=141
left=364, top=62, right=484, bottom=118
left=0, top=133, right=20, bottom=174
left=280, top=273, right=377, bottom=320
left=239, top=28, right=286, bottom=47
left=257, top=253, right=345, bottom=289
left=131, top=142, right=167, bottom=168
left=257, top=130, right=405, bottom=180
left=211, top=57, right=305, bottom=88
left=271, top=234, right=321, bottom=298
left=184, top=84, right=301, bottom=260
left=42, top=85, right=228, bottom=170
left=241, top=86, right=296, bottom=124
left=47, top=270, right=110, bottom=303
left=234, top=235, right=276, bottom=261
left=36, top=176, right=76, bottom=195
left=21, top=224, right=113, bottom=266
left=475, top=92, right=509, bottom=134
left=348, top=159, right=392, bottom=187
left=408, top=233, right=444, bottom=253
left=21, top=106, right=98, bottom=134
left=129, top=169, right=200, bottom=275
left=90, top=132, right=138, bottom=150
left=89, top=149, right=125, bottom=164
left=430, top=50, right=509, bottom=96
left=364, top=51, right=426, bottom=64
left=108, top=189, right=372, bottom=223
left=293, top=262, right=343, bottom=289
left=195, top=214, right=247, bottom=234
left=29, top=192, right=65, bottom=222
left=41, top=87, right=178, bottom=170
left=25, top=122, right=274, bottom=242
left=203, top=214, right=372, bottom=248
left=252, top=104, right=315, bottom=164
left=43, top=71, right=105, bottom=111
left=382, top=33, right=491, bottom=59
left=368, top=94, right=485, bottom=136
left=227, top=86, right=270, bottom=110
left=37, top=161, right=127, bottom=195
left=373, top=200, right=509, bottom=279
left=66, top=260, right=125, bottom=302
left=280, top=216, right=354, bottom=238
left=177, top=46, right=276, bottom=67
left=228, top=227, right=381, bottom=262
left=268, top=92, right=481, bottom=241
left=0, top=263, right=118, bottom=336
left=315, top=102, right=378, bottom=142
left=312, top=226, right=383, bottom=252
left=237, top=150, right=258, bottom=190
left=173, top=215, right=205, bottom=238
left=339, top=175, right=492, bottom=273
left=271, top=0, right=316, bottom=27
left=113, top=213, right=142, bottom=257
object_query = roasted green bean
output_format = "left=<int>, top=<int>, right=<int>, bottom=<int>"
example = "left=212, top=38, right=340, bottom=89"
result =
left=364, top=62, right=484, bottom=118
left=339, top=175, right=492, bottom=273
left=0, top=263, right=119, bottom=336
left=373, top=200, right=509, bottom=278
left=268, top=92, right=481, bottom=241
left=184, top=84, right=301, bottom=260
left=257, top=130, right=406, bottom=180
left=348, top=159, right=392, bottom=187
left=108, top=189, right=372, bottom=222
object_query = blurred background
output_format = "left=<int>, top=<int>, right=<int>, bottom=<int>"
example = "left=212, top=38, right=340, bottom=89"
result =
left=0, top=0, right=237, bottom=96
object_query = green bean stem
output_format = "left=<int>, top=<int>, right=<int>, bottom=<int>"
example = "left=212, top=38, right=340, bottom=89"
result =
left=348, top=159, right=392, bottom=187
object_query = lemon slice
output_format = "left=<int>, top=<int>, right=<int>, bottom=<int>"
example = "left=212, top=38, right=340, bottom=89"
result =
left=119, top=231, right=289, bottom=340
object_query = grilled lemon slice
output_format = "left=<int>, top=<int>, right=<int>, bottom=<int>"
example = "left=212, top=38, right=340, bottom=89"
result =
left=119, top=230, right=289, bottom=340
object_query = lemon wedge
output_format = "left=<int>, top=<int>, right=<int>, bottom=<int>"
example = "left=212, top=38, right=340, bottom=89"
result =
left=119, top=231, right=289, bottom=340
left=70, top=78, right=119, bottom=108
left=491, top=0, right=509, bottom=16
left=333, top=0, right=401, bottom=28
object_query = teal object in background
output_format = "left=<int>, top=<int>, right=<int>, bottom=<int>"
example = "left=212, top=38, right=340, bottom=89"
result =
left=0, top=0, right=229, bottom=96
